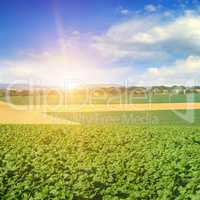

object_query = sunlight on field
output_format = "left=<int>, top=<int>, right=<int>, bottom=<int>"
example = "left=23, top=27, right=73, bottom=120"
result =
left=9, top=102, right=200, bottom=112
left=1, top=99, right=200, bottom=124
left=0, top=101, right=77, bottom=124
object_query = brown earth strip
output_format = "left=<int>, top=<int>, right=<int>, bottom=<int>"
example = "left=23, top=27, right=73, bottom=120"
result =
left=0, top=101, right=77, bottom=124
left=1, top=101, right=200, bottom=124
left=5, top=102, right=200, bottom=112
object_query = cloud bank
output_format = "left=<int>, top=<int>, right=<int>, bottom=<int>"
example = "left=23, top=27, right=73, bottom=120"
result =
left=93, top=10, right=200, bottom=85
left=1, top=9, right=200, bottom=86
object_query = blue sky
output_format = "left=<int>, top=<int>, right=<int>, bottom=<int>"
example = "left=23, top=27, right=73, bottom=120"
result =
left=0, top=0, right=197, bottom=51
left=1, top=0, right=200, bottom=86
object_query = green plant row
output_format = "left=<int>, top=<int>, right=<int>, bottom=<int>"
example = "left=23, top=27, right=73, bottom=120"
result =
left=1, top=125, right=200, bottom=199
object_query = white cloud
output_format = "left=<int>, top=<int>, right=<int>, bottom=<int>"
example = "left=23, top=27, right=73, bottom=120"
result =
left=2, top=10, right=200, bottom=86
left=72, top=30, right=80, bottom=36
left=148, top=56, right=200, bottom=76
left=92, top=9, right=200, bottom=86
left=0, top=51, right=134, bottom=86
left=112, top=56, right=200, bottom=86
left=163, top=11, right=173, bottom=17
left=93, top=11, right=200, bottom=62
left=144, top=4, right=158, bottom=12
left=141, top=56, right=200, bottom=85
left=120, top=9, right=130, bottom=16
left=1, top=52, right=200, bottom=86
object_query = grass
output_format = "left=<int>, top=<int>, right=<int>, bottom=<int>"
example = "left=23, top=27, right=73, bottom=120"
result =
left=48, top=109, right=200, bottom=125
left=0, top=95, right=61, bottom=105
left=1, top=93, right=200, bottom=105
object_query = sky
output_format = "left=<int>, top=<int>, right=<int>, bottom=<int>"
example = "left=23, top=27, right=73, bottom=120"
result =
left=1, top=0, right=200, bottom=87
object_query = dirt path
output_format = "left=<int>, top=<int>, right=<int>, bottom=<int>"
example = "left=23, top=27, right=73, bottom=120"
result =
left=0, top=101, right=77, bottom=124
left=1, top=101, right=200, bottom=124
left=9, top=102, right=200, bottom=112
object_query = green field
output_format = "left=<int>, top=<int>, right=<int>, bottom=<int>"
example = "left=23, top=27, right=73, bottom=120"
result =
left=1, top=124, right=200, bottom=199
left=48, top=109, right=200, bottom=125
left=1, top=95, right=200, bottom=199
left=1, top=93, right=200, bottom=105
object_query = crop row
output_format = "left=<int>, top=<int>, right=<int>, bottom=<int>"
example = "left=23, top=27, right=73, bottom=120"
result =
left=1, top=125, right=200, bottom=199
